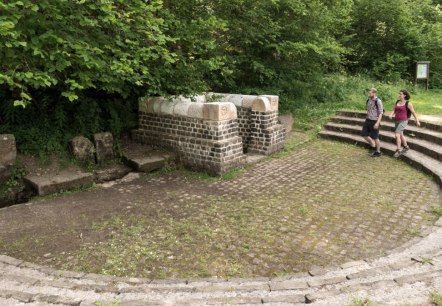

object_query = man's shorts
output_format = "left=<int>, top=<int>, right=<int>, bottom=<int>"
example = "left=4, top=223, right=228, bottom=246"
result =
left=361, top=119, right=379, bottom=140
left=395, top=121, right=408, bottom=134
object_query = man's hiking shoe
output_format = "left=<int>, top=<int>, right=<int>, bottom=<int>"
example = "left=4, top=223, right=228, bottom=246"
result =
left=371, top=151, right=381, bottom=157
left=402, top=145, right=410, bottom=153
left=394, top=149, right=402, bottom=158
left=368, top=147, right=376, bottom=155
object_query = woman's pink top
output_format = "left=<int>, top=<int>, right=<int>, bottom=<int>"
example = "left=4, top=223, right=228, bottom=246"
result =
left=394, top=103, right=408, bottom=122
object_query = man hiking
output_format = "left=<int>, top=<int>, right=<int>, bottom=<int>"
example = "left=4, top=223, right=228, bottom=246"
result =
left=361, top=88, right=383, bottom=157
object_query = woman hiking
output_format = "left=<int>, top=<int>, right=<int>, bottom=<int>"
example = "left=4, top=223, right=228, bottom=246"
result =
left=391, top=89, right=420, bottom=158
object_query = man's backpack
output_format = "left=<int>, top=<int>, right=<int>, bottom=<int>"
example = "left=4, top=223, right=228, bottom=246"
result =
left=366, top=97, right=385, bottom=115
left=395, top=100, right=412, bottom=119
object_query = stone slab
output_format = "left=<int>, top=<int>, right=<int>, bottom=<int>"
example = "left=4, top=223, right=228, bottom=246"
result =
left=94, top=164, right=132, bottom=183
left=124, top=154, right=166, bottom=172
left=269, top=279, right=309, bottom=291
left=262, top=293, right=306, bottom=304
left=23, top=171, right=94, bottom=196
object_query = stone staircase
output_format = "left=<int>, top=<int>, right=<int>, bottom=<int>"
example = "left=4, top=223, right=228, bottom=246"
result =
left=319, top=111, right=442, bottom=187
left=0, top=221, right=441, bottom=305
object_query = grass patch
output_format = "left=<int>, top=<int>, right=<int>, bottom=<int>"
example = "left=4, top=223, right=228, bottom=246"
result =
left=431, top=205, right=442, bottom=217
left=431, top=292, right=442, bottom=306
left=348, top=297, right=374, bottom=306
left=282, top=75, right=442, bottom=132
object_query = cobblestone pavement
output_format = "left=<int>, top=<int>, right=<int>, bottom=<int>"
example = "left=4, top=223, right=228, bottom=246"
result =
left=0, top=138, right=441, bottom=305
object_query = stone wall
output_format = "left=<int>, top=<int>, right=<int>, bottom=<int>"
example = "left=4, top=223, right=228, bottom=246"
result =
left=132, top=98, right=245, bottom=175
left=207, top=93, right=286, bottom=154
left=132, top=93, right=286, bottom=175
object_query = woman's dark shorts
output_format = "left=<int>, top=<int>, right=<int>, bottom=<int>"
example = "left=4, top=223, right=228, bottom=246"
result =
left=361, top=119, right=379, bottom=139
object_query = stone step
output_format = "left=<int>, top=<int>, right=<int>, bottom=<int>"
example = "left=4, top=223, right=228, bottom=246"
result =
left=23, top=170, right=94, bottom=196
left=336, top=110, right=442, bottom=132
left=330, top=116, right=442, bottom=145
left=331, top=115, right=442, bottom=145
left=122, top=149, right=176, bottom=173
left=324, top=122, right=442, bottom=161
left=318, top=130, right=442, bottom=187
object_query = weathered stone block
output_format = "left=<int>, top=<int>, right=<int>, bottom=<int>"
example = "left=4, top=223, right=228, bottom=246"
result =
left=0, top=134, right=16, bottom=182
left=93, top=132, right=114, bottom=163
left=70, top=136, right=95, bottom=162
left=24, top=171, right=94, bottom=196
left=202, top=102, right=237, bottom=121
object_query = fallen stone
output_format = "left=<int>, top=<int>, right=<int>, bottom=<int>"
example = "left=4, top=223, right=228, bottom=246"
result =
left=23, top=170, right=94, bottom=196
left=70, top=136, right=95, bottom=162
left=93, top=132, right=114, bottom=163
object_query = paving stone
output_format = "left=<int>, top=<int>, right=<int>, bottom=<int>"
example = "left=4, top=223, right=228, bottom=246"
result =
left=195, top=282, right=269, bottom=293
left=394, top=270, right=442, bottom=286
left=269, top=279, right=309, bottom=291
left=36, top=294, right=82, bottom=306
left=308, top=266, right=331, bottom=276
left=388, top=259, right=416, bottom=270
left=73, top=283, right=119, bottom=293
left=0, top=289, right=35, bottom=303
left=346, top=267, right=388, bottom=280
left=340, top=260, right=367, bottom=269
left=307, top=276, right=348, bottom=288
left=340, top=279, right=397, bottom=293
left=305, top=289, right=341, bottom=303
left=120, top=300, right=163, bottom=306
left=39, top=279, right=78, bottom=290
left=49, top=270, right=86, bottom=279
left=0, top=255, right=23, bottom=267
left=205, top=296, right=263, bottom=305
left=2, top=274, right=40, bottom=285
left=262, top=293, right=306, bottom=304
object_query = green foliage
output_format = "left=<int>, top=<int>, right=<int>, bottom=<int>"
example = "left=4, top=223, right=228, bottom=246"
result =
left=346, top=0, right=442, bottom=86
left=0, top=0, right=177, bottom=105
left=1, top=0, right=442, bottom=155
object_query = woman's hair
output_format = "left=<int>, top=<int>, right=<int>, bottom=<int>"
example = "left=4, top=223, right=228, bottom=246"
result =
left=400, top=89, right=411, bottom=100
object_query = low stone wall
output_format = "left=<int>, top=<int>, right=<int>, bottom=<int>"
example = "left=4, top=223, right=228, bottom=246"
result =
left=132, top=93, right=286, bottom=175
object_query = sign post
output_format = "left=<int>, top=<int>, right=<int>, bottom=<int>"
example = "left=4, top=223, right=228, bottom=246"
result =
left=415, top=61, right=430, bottom=90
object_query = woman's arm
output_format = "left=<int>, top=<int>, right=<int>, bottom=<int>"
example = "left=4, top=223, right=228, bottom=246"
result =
left=408, top=102, right=420, bottom=127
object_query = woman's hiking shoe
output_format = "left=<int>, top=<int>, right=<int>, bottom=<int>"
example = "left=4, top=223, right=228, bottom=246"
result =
left=394, top=149, right=402, bottom=158
left=402, top=145, right=410, bottom=153
left=371, top=151, right=381, bottom=157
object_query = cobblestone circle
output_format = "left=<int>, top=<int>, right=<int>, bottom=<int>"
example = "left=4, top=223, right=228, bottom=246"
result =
left=0, top=139, right=441, bottom=305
